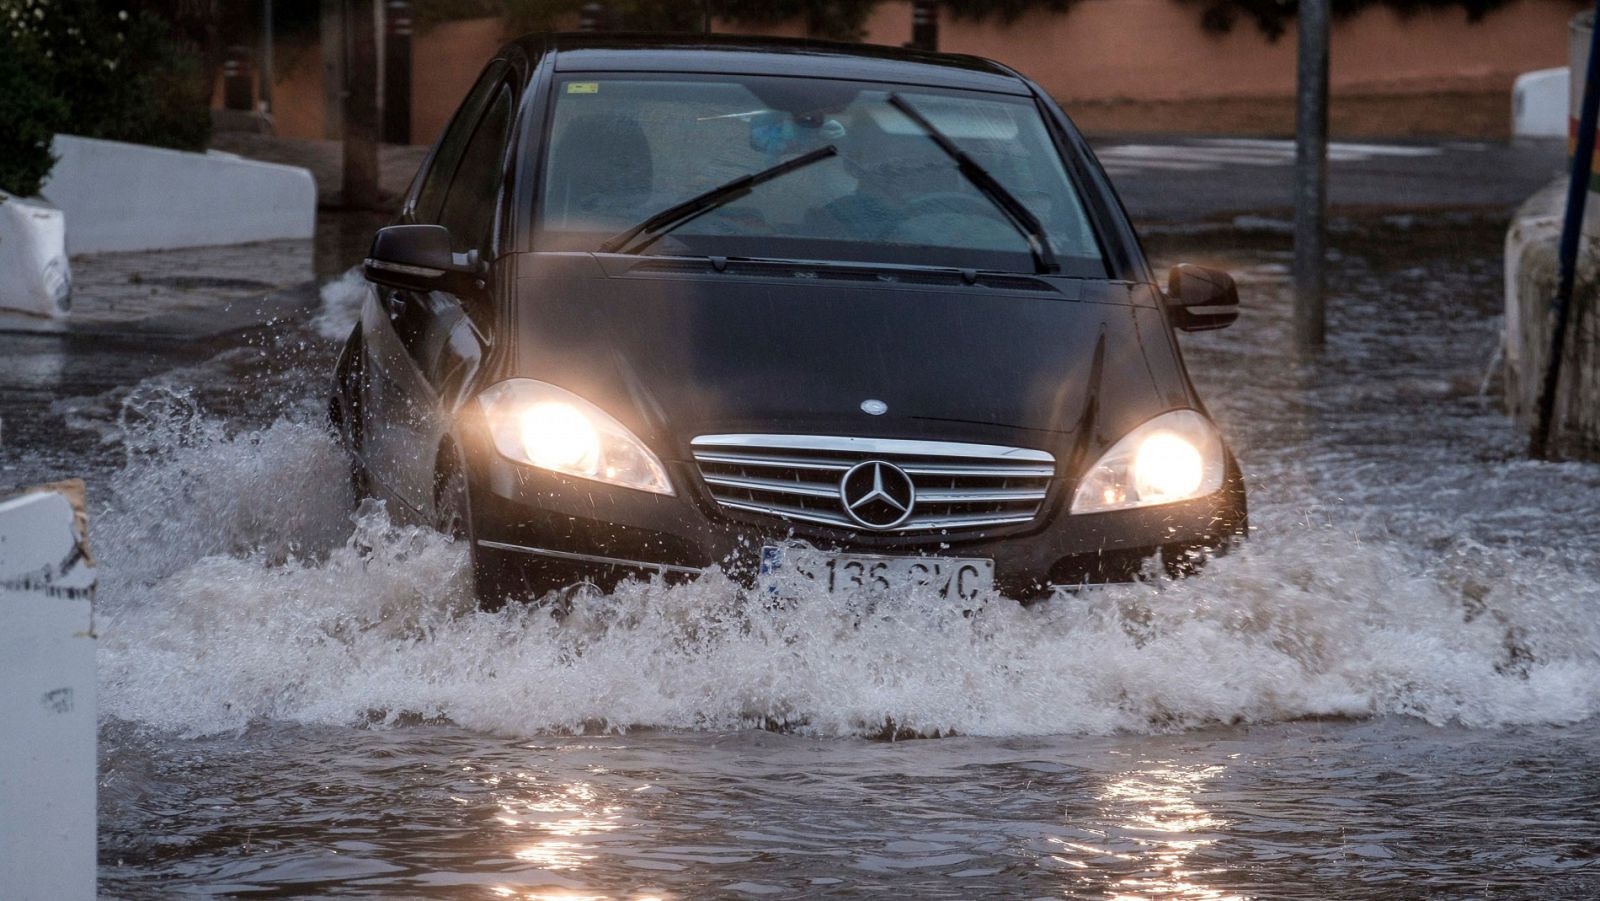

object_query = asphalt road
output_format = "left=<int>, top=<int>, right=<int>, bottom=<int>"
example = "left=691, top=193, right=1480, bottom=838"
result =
left=1090, top=135, right=1565, bottom=222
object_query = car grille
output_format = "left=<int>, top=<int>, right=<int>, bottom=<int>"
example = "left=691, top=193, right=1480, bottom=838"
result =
left=690, top=434, right=1056, bottom=533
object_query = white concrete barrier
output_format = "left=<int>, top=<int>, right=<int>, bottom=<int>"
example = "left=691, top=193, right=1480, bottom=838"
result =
left=40, top=134, right=316, bottom=255
left=1513, top=68, right=1568, bottom=138
left=0, top=481, right=96, bottom=901
left=0, top=194, right=71, bottom=317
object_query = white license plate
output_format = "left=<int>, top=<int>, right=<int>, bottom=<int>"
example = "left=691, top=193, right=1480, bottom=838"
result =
left=759, top=545, right=994, bottom=601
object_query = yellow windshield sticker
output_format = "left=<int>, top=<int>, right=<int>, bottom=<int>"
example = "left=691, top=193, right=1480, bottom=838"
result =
left=566, top=82, right=599, bottom=94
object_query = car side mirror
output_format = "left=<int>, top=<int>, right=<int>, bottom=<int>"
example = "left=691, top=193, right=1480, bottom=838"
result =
left=363, top=224, right=481, bottom=294
left=1165, top=264, right=1239, bottom=332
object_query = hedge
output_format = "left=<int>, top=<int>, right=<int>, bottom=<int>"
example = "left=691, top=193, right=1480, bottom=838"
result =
left=0, top=0, right=210, bottom=198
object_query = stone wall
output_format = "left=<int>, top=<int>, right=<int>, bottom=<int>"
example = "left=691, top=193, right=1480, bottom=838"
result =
left=1505, top=179, right=1600, bottom=460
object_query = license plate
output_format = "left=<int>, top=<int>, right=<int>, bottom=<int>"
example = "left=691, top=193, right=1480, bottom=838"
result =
left=759, top=544, right=994, bottom=602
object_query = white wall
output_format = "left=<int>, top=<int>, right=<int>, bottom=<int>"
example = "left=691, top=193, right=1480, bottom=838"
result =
left=41, top=135, right=316, bottom=255
left=1513, top=68, right=1568, bottom=138
left=0, top=483, right=96, bottom=901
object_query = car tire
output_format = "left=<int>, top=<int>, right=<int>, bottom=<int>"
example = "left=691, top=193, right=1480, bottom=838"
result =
left=330, top=329, right=374, bottom=507
left=329, top=394, right=374, bottom=506
left=433, top=449, right=510, bottom=613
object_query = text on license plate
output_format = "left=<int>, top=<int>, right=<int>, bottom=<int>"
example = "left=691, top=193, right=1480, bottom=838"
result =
left=759, top=545, right=994, bottom=601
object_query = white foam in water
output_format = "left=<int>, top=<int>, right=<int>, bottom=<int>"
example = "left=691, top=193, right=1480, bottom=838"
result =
left=92, top=396, right=1600, bottom=739
left=310, top=267, right=369, bottom=341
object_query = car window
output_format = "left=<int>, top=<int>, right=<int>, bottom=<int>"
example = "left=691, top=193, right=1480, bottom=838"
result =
left=439, top=84, right=514, bottom=254
left=536, top=75, right=1105, bottom=276
left=413, top=60, right=508, bottom=224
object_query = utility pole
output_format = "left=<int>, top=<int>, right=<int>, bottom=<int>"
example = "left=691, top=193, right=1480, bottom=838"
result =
left=383, top=0, right=413, bottom=145
left=908, top=0, right=939, bottom=51
left=1293, top=0, right=1330, bottom=350
left=260, top=0, right=274, bottom=119
left=343, top=0, right=381, bottom=209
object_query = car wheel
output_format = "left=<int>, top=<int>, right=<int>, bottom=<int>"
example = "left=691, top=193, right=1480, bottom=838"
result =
left=328, top=393, right=372, bottom=506
left=433, top=451, right=509, bottom=613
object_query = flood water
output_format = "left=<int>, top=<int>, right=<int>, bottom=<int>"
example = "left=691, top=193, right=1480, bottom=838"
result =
left=11, top=214, right=1600, bottom=898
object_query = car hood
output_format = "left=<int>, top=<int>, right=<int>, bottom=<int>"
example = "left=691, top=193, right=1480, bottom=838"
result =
left=508, top=253, right=1194, bottom=461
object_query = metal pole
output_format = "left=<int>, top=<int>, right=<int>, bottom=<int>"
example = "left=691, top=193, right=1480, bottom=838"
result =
left=383, top=0, right=413, bottom=144
left=343, top=0, right=381, bottom=209
left=1533, top=4, right=1600, bottom=458
left=1292, top=0, right=1330, bottom=350
left=260, top=0, right=273, bottom=116
left=909, top=0, right=939, bottom=52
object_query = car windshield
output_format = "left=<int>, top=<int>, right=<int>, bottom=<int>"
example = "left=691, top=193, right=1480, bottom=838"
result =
left=537, top=74, right=1107, bottom=276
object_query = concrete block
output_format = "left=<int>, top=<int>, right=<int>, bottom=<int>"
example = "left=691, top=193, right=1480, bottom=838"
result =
left=0, top=481, right=96, bottom=901
left=1513, top=68, right=1567, bottom=138
left=0, top=194, right=71, bottom=317
left=40, top=134, right=316, bottom=255
left=1505, top=179, right=1600, bottom=459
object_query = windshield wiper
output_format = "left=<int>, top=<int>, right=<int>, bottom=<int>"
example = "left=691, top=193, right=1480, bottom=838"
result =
left=599, top=145, right=839, bottom=255
left=886, top=93, right=1059, bottom=275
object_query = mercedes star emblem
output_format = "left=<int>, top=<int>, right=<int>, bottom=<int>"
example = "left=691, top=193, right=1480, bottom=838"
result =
left=839, top=460, right=916, bottom=529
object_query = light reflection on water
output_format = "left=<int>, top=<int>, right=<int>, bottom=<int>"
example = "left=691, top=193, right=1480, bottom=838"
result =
left=83, top=214, right=1600, bottom=897
left=1095, top=764, right=1231, bottom=900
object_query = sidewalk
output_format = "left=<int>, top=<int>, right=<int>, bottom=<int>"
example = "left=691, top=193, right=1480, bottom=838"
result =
left=210, top=133, right=429, bottom=207
left=0, top=239, right=316, bottom=340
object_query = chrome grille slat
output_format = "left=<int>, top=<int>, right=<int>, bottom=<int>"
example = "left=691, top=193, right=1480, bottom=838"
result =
left=901, top=464, right=1056, bottom=478
left=691, top=451, right=853, bottom=472
left=692, top=434, right=1056, bottom=534
left=716, top=499, right=857, bottom=529
left=916, top=488, right=1049, bottom=503
left=701, top=473, right=839, bottom=498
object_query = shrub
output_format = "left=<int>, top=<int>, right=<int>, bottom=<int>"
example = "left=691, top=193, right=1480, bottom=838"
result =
left=0, top=0, right=210, bottom=197
left=0, top=28, right=66, bottom=197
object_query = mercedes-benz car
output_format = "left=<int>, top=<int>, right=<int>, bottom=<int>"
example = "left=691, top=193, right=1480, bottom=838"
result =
left=329, top=33, right=1247, bottom=609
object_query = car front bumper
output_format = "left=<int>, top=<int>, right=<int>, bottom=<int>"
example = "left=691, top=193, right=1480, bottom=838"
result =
left=463, top=442, right=1247, bottom=601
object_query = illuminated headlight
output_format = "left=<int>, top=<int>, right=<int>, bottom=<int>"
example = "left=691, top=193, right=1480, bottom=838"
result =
left=478, top=379, right=673, bottom=495
left=1070, top=410, right=1224, bottom=514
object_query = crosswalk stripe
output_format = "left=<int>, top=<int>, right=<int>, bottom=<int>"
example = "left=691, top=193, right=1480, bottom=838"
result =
left=1093, top=137, right=1451, bottom=176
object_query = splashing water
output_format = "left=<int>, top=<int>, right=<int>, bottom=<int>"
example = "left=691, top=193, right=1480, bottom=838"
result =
left=90, top=388, right=1600, bottom=741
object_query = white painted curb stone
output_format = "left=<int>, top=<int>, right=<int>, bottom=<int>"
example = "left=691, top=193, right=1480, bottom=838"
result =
left=0, top=482, right=96, bottom=901
left=41, top=134, right=316, bottom=255
left=0, top=194, right=72, bottom=318
left=1513, top=67, right=1568, bottom=139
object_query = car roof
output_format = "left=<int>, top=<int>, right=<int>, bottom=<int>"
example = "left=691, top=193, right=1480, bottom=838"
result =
left=516, top=32, right=1033, bottom=96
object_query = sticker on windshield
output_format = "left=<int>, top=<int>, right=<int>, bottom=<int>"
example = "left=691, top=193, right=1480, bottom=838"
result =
left=566, top=82, right=599, bottom=94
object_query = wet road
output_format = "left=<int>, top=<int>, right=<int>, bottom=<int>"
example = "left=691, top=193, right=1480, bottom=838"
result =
left=1090, top=136, right=1563, bottom=221
left=5, top=212, right=1600, bottom=898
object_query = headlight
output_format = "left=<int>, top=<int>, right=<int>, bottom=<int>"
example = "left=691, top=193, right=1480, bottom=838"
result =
left=1070, top=410, right=1224, bottom=514
left=478, top=379, right=673, bottom=495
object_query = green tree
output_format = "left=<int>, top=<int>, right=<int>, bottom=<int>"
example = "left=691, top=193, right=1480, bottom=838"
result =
left=0, top=30, right=67, bottom=197
left=0, top=0, right=211, bottom=196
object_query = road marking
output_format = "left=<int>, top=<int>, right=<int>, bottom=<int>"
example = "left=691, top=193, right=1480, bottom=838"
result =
left=1095, top=137, right=1449, bottom=176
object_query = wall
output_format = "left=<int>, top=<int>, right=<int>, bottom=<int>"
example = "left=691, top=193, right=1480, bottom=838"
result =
left=849, top=0, right=1576, bottom=103
left=42, top=135, right=316, bottom=254
left=254, top=0, right=1578, bottom=144
left=409, top=17, right=513, bottom=143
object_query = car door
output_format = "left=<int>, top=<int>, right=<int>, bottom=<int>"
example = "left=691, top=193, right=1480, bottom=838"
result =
left=361, top=62, right=513, bottom=515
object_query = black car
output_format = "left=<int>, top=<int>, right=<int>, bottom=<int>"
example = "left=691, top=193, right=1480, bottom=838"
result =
left=330, top=33, right=1246, bottom=608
